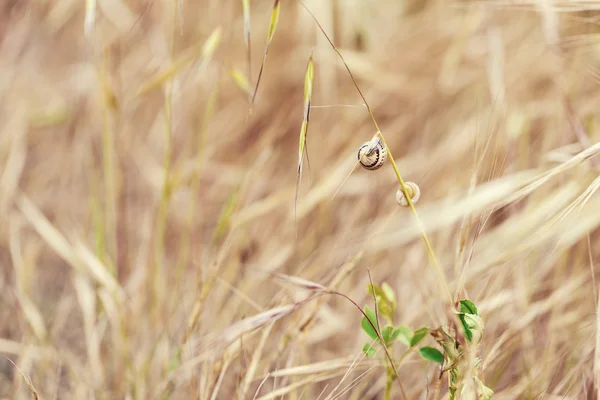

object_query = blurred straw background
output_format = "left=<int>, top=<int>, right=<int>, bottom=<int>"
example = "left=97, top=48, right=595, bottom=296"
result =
left=2, top=0, right=600, bottom=398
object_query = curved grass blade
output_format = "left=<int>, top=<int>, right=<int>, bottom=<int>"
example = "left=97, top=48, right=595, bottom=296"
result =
left=330, top=161, right=360, bottom=201
left=6, top=358, right=39, bottom=400
left=295, top=52, right=315, bottom=233
left=249, top=0, right=280, bottom=112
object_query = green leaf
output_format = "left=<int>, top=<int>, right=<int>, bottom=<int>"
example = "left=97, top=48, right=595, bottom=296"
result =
left=419, top=347, right=444, bottom=364
left=366, top=283, right=383, bottom=305
left=366, top=283, right=396, bottom=322
left=461, top=313, right=484, bottom=343
left=410, top=327, right=429, bottom=347
left=382, top=325, right=395, bottom=346
left=395, top=326, right=413, bottom=346
left=378, top=300, right=393, bottom=323
left=362, top=342, right=377, bottom=358
left=459, top=314, right=473, bottom=342
left=367, top=283, right=386, bottom=305
left=457, top=300, right=482, bottom=342
left=367, top=283, right=381, bottom=297
left=361, top=305, right=378, bottom=340
left=459, top=299, right=478, bottom=315
left=389, top=326, right=403, bottom=343
left=381, top=282, right=396, bottom=305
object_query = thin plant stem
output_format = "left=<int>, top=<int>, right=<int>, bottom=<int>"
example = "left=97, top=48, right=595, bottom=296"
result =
left=151, top=1, right=177, bottom=318
left=327, top=289, right=408, bottom=399
left=99, top=54, right=117, bottom=271
left=367, top=270, right=382, bottom=338
left=384, top=366, right=393, bottom=400
left=152, top=83, right=173, bottom=318
left=175, top=83, right=219, bottom=282
left=380, top=136, right=453, bottom=304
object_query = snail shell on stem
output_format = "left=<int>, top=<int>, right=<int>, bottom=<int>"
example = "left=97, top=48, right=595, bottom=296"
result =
left=396, top=182, right=420, bottom=207
left=357, top=137, right=388, bottom=170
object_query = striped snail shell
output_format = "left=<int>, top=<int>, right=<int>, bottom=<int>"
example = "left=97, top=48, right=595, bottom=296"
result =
left=396, top=182, right=420, bottom=207
left=358, top=137, right=387, bottom=170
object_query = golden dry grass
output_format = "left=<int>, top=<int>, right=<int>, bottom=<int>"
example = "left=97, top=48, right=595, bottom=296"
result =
left=2, top=0, right=600, bottom=399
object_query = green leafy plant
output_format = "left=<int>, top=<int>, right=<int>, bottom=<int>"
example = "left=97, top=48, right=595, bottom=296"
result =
left=360, top=285, right=492, bottom=400
left=359, top=282, right=442, bottom=400
left=430, top=300, right=493, bottom=400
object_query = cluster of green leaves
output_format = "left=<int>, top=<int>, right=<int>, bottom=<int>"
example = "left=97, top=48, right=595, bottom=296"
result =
left=359, top=284, right=493, bottom=399
left=431, top=299, right=492, bottom=400
left=360, top=283, right=443, bottom=364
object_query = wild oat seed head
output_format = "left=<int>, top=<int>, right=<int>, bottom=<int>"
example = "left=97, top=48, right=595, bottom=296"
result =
left=357, top=137, right=387, bottom=170
left=395, top=182, right=420, bottom=207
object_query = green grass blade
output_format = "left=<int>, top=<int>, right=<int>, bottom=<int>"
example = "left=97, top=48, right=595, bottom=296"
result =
left=267, top=0, right=280, bottom=42
left=294, top=52, right=314, bottom=230
left=250, top=0, right=280, bottom=109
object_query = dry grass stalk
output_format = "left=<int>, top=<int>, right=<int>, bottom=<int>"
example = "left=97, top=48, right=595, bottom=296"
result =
left=250, top=0, right=281, bottom=111
left=242, top=0, right=252, bottom=94
left=6, top=358, right=39, bottom=400
left=4, top=1, right=600, bottom=398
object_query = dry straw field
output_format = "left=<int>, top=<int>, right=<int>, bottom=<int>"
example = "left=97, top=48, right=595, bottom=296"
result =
left=3, top=0, right=600, bottom=399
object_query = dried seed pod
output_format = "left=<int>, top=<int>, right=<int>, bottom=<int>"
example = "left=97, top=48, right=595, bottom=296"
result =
left=396, top=182, right=420, bottom=207
left=357, top=137, right=387, bottom=170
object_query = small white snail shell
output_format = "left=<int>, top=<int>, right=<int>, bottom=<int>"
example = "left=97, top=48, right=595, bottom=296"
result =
left=396, top=182, right=420, bottom=207
left=358, top=137, right=387, bottom=170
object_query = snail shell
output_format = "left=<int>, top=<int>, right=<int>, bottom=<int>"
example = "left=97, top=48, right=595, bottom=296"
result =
left=396, top=182, right=420, bottom=207
left=358, top=137, right=387, bottom=170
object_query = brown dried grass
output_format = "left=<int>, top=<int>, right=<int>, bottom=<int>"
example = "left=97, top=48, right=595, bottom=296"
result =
left=2, top=0, right=600, bottom=398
